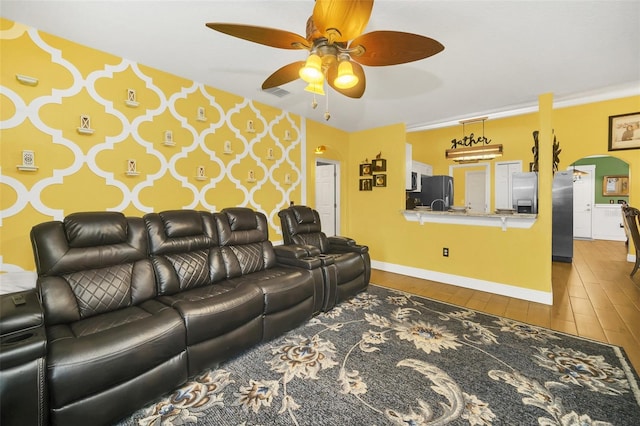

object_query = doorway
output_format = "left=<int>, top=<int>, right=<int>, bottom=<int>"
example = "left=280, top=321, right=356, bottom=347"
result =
left=315, top=160, right=340, bottom=236
left=572, top=164, right=596, bottom=239
left=466, top=170, right=487, bottom=212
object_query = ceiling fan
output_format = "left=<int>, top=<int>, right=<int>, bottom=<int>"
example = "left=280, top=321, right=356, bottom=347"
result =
left=206, top=0, right=444, bottom=103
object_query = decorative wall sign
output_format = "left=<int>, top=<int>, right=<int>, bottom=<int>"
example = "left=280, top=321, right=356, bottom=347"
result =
left=608, top=112, right=640, bottom=151
left=126, top=159, right=139, bottom=176
left=163, top=130, right=175, bottom=146
left=17, top=150, right=38, bottom=171
left=196, top=166, right=206, bottom=180
left=197, top=106, right=207, bottom=122
left=77, top=115, right=94, bottom=134
left=125, top=88, right=139, bottom=107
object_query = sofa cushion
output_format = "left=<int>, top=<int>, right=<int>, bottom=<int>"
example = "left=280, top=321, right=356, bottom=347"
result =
left=31, top=214, right=155, bottom=324
left=45, top=300, right=185, bottom=409
left=64, top=212, right=128, bottom=248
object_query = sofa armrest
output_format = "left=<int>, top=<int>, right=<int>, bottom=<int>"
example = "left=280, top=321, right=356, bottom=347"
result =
left=273, top=245, right=322, bottom=270
left=328, top=236, right=369, bottom=254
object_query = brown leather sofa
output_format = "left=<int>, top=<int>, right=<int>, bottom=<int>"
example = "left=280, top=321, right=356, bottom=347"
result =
left=13, top=207, right=329, bottom=426
left=278, top=205, right=371, bottom=311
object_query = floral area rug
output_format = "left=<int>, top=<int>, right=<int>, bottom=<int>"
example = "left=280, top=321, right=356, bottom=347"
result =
left=117, top=284, right=640, bottom=425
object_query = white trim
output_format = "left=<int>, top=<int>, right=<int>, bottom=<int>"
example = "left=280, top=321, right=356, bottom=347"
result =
left=371, top=259, right=553, bottom=305
left=301, top=118, right=307, bottom=205
left=407, top=84, right=640, bottom=132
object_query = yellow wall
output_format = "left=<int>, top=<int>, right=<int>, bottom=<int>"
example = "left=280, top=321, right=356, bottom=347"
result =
left=1, top=18, right=638, bottom=302
left=1, top=19, right=303, bottom=271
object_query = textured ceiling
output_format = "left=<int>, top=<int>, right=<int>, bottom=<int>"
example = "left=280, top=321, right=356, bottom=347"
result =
left=3, top=0, right=639, bottom=132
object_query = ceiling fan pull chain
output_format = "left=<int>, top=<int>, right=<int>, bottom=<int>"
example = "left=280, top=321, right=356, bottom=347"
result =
left=324, top=80, right=330, bottom=121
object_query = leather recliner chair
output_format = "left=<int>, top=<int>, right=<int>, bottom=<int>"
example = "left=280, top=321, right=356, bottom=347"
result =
left=30, top=212, right=188, bottom=426
left=278, top=205, right=370, bottom=311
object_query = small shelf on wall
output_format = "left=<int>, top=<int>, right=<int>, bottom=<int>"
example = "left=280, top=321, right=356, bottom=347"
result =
left=125, top=159, right=139, bottom=176
left=125, top=89, right=139, bottom=108
left=17, top=165, right=38, bottom=172
left=162, top=130, right=175, bottom=146
left=17, top=150, right=38, bottom=171
left=197, top=107, right=207, bottom=122
left=16, top=74, right=38, bottom=86
left=77, top=115, right=95, bottom=135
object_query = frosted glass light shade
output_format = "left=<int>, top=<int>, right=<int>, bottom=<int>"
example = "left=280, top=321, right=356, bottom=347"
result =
left=299, top=54, right=324, bottom=83
left=304, top=82, right=325, bottom=95
left=333, top=61, right=358, bottom=89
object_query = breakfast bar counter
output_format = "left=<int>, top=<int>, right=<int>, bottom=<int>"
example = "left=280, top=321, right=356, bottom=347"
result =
left=402, top=209, right=537, bottom=231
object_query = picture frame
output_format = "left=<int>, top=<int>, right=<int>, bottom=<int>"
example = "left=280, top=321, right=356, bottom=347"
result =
left=359, top=178, right=373, bottom=191
left=359, top=163, right=372, bottom=176
left=372, top=158, right=387, bottom=172
left=602, top=175, right=629, bottom=196
left=374, top=174, right=386, bottom=187
left=608, top=112, right=640, bottom=151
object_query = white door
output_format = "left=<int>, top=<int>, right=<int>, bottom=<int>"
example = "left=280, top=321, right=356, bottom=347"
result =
left=466, top=170, right=487, bottom=212
left=572, top=164, right=596, bottom=239
left=316, top=161, right=339, bottom=236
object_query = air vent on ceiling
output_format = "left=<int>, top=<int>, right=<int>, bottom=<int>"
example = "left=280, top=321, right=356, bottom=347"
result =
left=263, top=87, right=290, bottom=98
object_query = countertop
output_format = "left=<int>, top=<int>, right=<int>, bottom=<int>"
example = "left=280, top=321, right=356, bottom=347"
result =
left=402, top=209, right=537, bottom=230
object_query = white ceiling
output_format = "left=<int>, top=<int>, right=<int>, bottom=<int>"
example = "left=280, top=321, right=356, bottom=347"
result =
left=3, top=0, right=639, bottom=132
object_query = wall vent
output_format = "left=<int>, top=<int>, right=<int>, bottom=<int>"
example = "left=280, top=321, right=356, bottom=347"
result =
left=263, top=87, right=290, bottom=98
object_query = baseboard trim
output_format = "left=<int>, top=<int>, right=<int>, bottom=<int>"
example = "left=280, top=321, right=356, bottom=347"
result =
left=371, top=260, right=553, bottom=305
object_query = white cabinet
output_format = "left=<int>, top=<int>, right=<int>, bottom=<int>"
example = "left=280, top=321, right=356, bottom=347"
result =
left=405, top=143, right=413, bottom=190
left=405, top=143, right=433, bottom=192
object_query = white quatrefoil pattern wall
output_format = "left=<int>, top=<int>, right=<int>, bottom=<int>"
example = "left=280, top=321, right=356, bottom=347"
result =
left=0, top=19, right=305, bottom=275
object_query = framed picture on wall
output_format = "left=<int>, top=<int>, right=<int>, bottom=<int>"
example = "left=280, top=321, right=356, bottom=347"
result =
left=372, top=158, right=387, bottom=172
left=359, top=163, right=372, bottom=176
left=359, top=178, right=373, bottom=191
left=374, top=174, right=386, bottom=187
left=603, top=175, right=629, bottom=196
left=608, top=112, right=640, bottom=151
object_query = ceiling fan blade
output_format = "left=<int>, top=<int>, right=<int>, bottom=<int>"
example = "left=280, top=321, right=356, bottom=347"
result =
left=327, top=62, right=366, bottom=99
left=206, top=23, right=310, bottom=49
left=312, top=0, right=373, bottom=42
left=351, top=31, right=444, bottom=66
left=262, top=61, right=306, bottom=90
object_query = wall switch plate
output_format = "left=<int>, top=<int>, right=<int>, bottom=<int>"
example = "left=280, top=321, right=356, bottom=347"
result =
left=443, top=247, right=449, bottom=257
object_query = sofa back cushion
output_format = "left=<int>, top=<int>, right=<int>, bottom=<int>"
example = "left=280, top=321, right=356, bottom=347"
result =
left=145, top=210, right=224, bottom=295
left=215, top=208, right=276, bottom=278
left=30, top=212, right=154, bottom=325
left=278, top=205, right=330, bottom=253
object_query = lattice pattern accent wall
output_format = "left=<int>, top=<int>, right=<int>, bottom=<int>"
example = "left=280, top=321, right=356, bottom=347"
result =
left=0, top=19, right=303, bottom=274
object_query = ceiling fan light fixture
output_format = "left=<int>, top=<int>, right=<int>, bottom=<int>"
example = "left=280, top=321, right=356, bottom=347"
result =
left=304, top=81, right=325, bottom=95
left=333, top=60, right=359, bottom=89
left=299, top=54, right=324, bottom=83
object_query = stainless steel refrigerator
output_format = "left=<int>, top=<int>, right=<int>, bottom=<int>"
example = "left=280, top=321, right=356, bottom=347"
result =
left=419, top=175, right=454, bottom=211
left=512, top=172, right=538, bottom=213
left=552, top=171, right=573, bottom=262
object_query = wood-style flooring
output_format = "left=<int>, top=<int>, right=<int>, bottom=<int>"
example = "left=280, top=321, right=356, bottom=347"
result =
left=371, top=239, right=640, bottom=373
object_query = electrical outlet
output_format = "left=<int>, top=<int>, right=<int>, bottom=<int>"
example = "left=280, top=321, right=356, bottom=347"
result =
left=443, top=247, right=449, bottom=257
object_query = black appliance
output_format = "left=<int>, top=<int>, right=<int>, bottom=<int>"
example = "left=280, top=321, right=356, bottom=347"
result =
left=419, top=175, right=453, bottom=211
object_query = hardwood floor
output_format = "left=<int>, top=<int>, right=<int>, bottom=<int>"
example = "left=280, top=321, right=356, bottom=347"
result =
left=370, top=239, right=640, bottom=373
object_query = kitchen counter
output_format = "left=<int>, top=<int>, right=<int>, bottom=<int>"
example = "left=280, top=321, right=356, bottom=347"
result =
left=402, top=209, right=537, bottom=231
